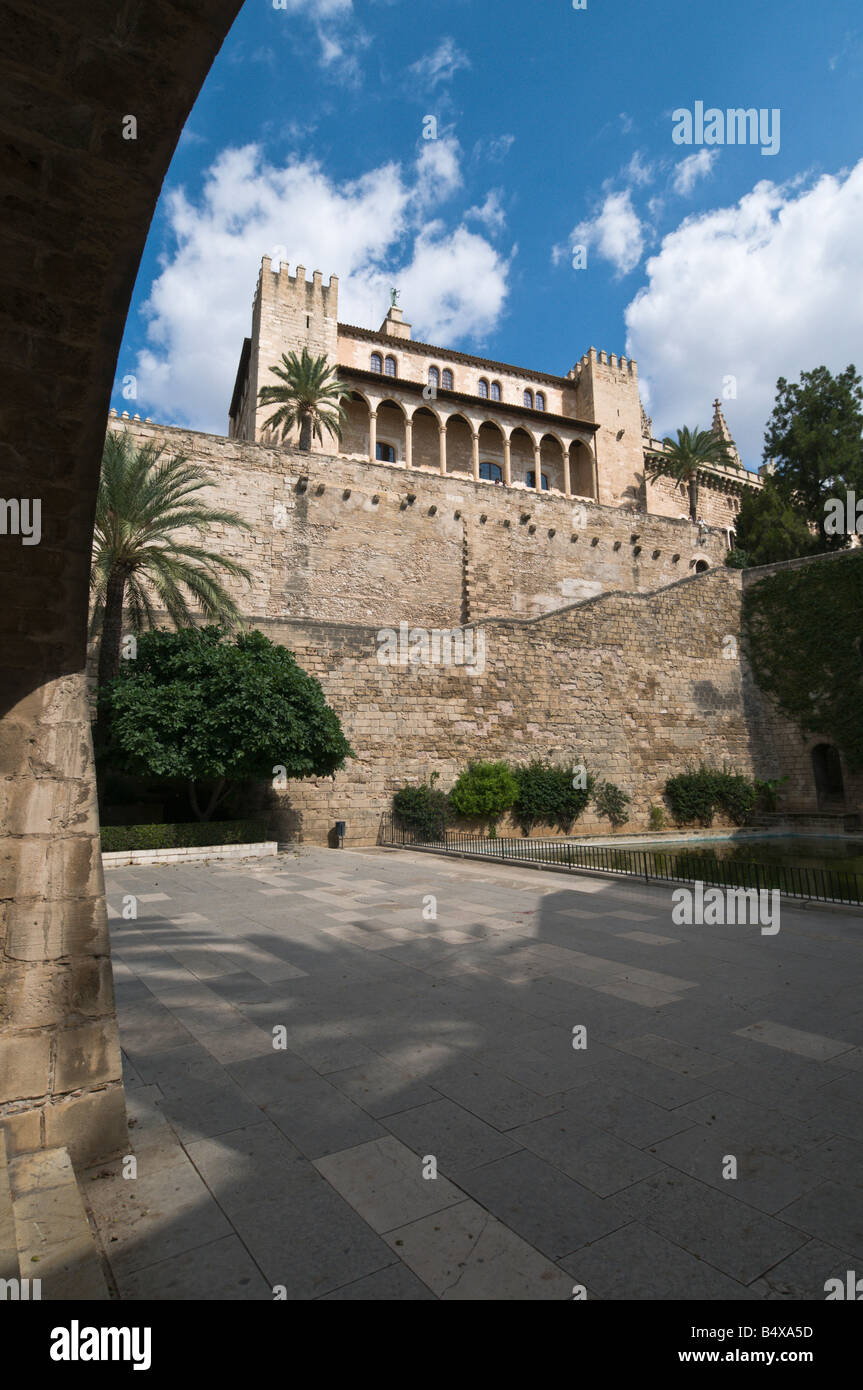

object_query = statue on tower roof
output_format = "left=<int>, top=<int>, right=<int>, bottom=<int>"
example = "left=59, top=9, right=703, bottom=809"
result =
left=390, top=287, right=400, bottom=309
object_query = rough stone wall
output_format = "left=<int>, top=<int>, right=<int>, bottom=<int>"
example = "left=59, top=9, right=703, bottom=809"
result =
left=106, top=417, right=729, bottom=626
left=0, top=0, right=246, bottom=1166
left=258, top=566, right=771, bottom=845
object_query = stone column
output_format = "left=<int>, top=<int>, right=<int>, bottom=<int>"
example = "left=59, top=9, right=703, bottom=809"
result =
left=439, top=425, right=447, bottom=475
left=369, top=410, right=377, bottom=464
left=503, top=436, right=512, bottom=487
left=533, top=442, right=542, bottom=491
left=404, top=416, right=413, bottom=469
left=563, top=445, right=571, bottom=498
left=472, top=431, right=480, bottom=482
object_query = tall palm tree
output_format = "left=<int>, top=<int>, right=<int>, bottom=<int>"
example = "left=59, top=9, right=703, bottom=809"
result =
left=644, top=426, right=739, bottom=521
left=91, top=431, right=253, bottom=688
left=258, top=347, right=348, bottom=451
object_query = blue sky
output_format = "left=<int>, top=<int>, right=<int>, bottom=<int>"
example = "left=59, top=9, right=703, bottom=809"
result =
left=114, top=0, right=863, bottom=468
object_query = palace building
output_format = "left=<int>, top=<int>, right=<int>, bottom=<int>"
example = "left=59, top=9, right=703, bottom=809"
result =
left=227, top=256, right=760, bottom=533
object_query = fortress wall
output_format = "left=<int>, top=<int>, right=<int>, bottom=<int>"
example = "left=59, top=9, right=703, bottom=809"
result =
left=256, top=566, right=777, bottom=845
left=107, top=417, right=729, bottom=627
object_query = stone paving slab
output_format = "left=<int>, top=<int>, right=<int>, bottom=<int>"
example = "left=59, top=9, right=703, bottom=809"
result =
left=85, top=847, right=863, bottom=1300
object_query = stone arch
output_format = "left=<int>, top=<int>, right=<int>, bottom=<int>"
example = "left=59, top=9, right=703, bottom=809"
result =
left=570, top=439, right=596, bottom=499
left=375, top=398, right=407, bottom=464
left=409, top=405, right=442, bottom=471
left=812, top=743, right=845, bottom=810
left=539, top=433, right=566, bottom=492
left=509, top=426, right=536, bottom=487
left=693, top=558, right=710, bottom=574
left=0, top=0, right=247, bottom=1167
left=477, top=419, right=506, bottom=481
left=444, top=412, right=474, bottom=477
left=342, top=389, right=374, bottom=457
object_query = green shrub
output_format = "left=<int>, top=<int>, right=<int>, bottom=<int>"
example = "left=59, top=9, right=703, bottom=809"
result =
left=100, top=819, right=269, bottom=853
left=724, top=549, right=750, bottom=569
left=665, top=765, right=759, bottom=827
left=593, top=781, right=631, bottom=828
left=648, top=804, right=666, bottom=831
left=512, top=760, right=595, bottom=835
left=392, top=775, right=450, bottom=839
left=754, top=775, right=788, bottom=813
left=449, top=760, right=518, bottom=831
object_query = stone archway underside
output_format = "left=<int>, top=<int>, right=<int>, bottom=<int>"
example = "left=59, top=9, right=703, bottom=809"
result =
left=0, top=0, right=245, bottom=1164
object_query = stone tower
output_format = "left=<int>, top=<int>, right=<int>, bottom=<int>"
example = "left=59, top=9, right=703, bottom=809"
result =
left=570, top=348, right=644, bottom=507
left=229, top=255, right=339, bottom=445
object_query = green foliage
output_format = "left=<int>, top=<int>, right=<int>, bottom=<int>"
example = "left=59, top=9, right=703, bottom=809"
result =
left=648, top=804, right=666, bottom=831
left=101, top=820, right=268, bottom=852
left=665, top=766, right=758, bottom=827
left=593, top=780, right=631, bottom=828
left=731, top=477, right=821, bottom=568
left=92, top=430, right=252, bottom=686
left=98, top=626, right=353, bottom=818
left=742, top=552, right=863, bottom=770
left=449, top=760, right=518, bottom=830
left=644, top=425, right=738, bottom=520
left=724, top=548, right=750, bottom=570
left=763, top=364, right=863, bottom=546
left=753, top=776, right=789, bottom=813
left=512, top=760, right=595, bottom=834
left=392, top=775, right=449, bottom=839
left=258, top=347, right=348, bottom=451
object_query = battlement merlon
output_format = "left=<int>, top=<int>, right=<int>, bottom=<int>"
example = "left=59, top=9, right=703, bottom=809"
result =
left=569, top=348, right=638, bottom=379
left=258, top=255, right=339, bottom=316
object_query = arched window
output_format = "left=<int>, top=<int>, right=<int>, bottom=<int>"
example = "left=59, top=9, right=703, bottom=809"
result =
left=536, top=392, right=546, bottom=411
left=694, top=559, right=709, bottom=573
left=385, top=356, right=397, bottom=377
left=478, top=378, right=489, bottom=399
left=428, top=366, right=440, bottom=389
left=371, top=353, right=383, bottom=373
left=526, top=470, right=549, bottom=491
left=523, top=389, right=534, bottom=408
left=490, top=381, right=501, bottom=402
left=442, top=368, right=454, bottom=390
left=376, top=442, right=396, bottom=463
left=479, top=461, right=502, bottom=482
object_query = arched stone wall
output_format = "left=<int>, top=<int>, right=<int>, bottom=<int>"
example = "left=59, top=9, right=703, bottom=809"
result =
left=0, top=0, right=246, bottom=1164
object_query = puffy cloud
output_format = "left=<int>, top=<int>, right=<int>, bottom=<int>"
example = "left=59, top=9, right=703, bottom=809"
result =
left=572, top=190, right=645, bottom=277
left=626, top=161, right=863, bottom=463
left=131, top=142, right=511, bottom=430
left=672, top=148, right=718, bottom=196
left=466, top=190, right=506, bottom=232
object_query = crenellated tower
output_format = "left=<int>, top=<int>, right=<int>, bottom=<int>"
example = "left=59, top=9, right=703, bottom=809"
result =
left=568, top=348, right=644, bottom=507
left=229, top=255, right=339, bottom=445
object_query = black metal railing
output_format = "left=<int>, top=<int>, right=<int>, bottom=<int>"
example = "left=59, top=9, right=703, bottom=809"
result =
left=377, top=814, right=863, bottom=905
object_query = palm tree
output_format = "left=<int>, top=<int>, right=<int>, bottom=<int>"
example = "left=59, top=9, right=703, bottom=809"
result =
left=258, top=347, right=348, bottom=451
left=644, top=426, right=739, bottom=521
left=91, top=431, right=253, bottom=688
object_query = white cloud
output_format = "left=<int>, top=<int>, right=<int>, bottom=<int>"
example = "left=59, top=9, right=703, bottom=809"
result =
left=625, top=151, right=654, bottom=187
left=132, top=142, right=511, bottom=430
left=572, top=190, right=645, bottom=277
left=409, top=37, right=470, bottom=90
left=466, top=190, right=506, bottom=232
left=672, top=148, right=718, bottom=196
left=625, top=161, right=863, bottom=464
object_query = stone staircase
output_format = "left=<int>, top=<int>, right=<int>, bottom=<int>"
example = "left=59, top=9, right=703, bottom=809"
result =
left=0, top=1129, right=109, bottom=1300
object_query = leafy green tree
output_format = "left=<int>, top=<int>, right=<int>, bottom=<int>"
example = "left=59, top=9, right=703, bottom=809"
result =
left=763, top=364, right=863, bottom=546
left=98, top=626, right=354, bottom=820
left=644, top=426, right=738, bottom=521
left=449, top=760, right=518, bottom=833
left=258, top=347, right=348, bottom=451
left=593, top=780, right=631, bottom=828
left=730, top=476, right=820, bottom=567
left=91, top=431, right=252, bottom=688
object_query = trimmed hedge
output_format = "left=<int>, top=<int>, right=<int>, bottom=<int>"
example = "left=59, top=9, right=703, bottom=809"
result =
left=392, top=778, right=450, bottom=838
left=100, top=819, right=269, bottom=853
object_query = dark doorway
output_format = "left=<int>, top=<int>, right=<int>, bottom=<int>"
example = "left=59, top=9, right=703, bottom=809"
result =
left=812, top=743, right=845, bottom=808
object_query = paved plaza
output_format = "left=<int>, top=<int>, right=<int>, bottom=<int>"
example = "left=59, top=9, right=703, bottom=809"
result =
left=88, top=847, right=863, bottom=1300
